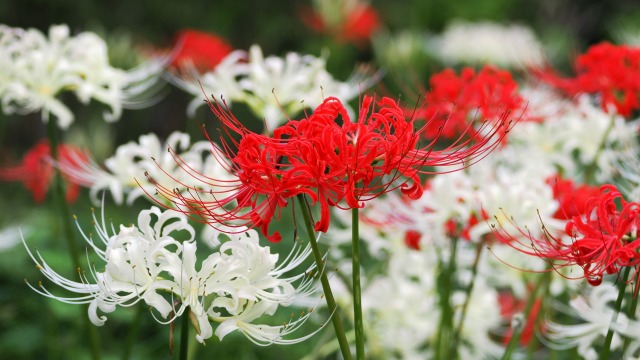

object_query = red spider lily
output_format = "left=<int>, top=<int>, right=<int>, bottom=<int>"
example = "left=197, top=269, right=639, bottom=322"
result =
left=170, top=29, right=233, bottom=72
left=492, top=184, right=640, bottom=286
left=301, top=2, right=380, bottom=45
left=0, top=140, right=88, bottom=203
left=152, top=95, right=511, bottom=242
left=547, top=176, right=601, bottom=220
left=414, top=66, right=524, bottom=141
left=536, top=42, right=640, bottom=117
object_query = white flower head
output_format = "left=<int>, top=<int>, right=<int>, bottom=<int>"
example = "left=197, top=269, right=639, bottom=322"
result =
left=172, top=44, right=379, bottom=131
left=0, top=24, right=166, bottom=128
left=23, top=206, right=319, bottom=344
left=511, top=94, right=638, bottom=183
left=58, top=131, right=237, bottom=208
left=434, top=20, right=546, bottom=69
left=545, top=283, right=627, bottom=360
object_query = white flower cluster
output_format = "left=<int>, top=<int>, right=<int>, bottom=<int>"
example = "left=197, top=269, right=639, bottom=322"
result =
left=545, top=283, right=636, bottom=360
left=59, top=131, right=236, bottom=207
left=172, top=45, right=378, bottom=130
left=325, top=228, right=504, bottom=359
left=513, top=91, right=639, bottom=183
left=433, top=20, right=546, bottom=69
left=0, top=24, right=164, bottom=129
left=23, top=206, right=317, bottom=344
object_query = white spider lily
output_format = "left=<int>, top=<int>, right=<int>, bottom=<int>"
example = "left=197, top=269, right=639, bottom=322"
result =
left=57, top=131, right=237, bottom=206
left=511, top=94, right=638, bottom=183
left=23, top=206, right=192, bottom=326
left=544, top=283, right=627, bottom=360
left=433, top=20, right=546, bottom=69
left=169, top=50, right=248, bottom=116
left=0, top=24, right=166, bottom=128
left=171, top=44, right=379, bottom=130
left=23, top=206, right=318, bottom=344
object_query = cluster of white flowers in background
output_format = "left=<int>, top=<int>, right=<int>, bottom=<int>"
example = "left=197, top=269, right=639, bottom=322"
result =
left=433, top=20, right=546, bottom=68
left=0, top=24, right=165, bottom=128
left=23, top=206, right=318, bottom=344
left=513, top=92, right=639, bottom=183
left=325, top=222, right=504, bottom=359
left=58, top=131, right=236, bottom=207
left=171, top=45, right=378, bottom=130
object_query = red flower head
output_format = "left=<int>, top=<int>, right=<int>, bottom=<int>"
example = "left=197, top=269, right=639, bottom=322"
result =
left=404, top=229, right=422, bottom=250
left=301, top=2, right=380, bottom=45
left=547, top=176, right=601, bottom=220
left=537, top=42, right=640, bottom=116
left=153, top=95, right=511, bottom=242
left=493, top=184, right=640, bottom=286
left=415, top=66, right=524, bottom=141
left=0, top=140, right=88, bottom=203
left=340, top=4, right=380, bottom=44
left=170, top=29, right=233, bottom=72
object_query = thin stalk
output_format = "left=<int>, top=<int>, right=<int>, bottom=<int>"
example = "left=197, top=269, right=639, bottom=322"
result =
left=179, top=310, right=189, bottom=360
left=501, top=273, right=547, bottom=360
left=434, top=239, right=458, bottom=360
left=352, top=208, right=365, bottom=360
left=47, top=120, right=102, bottom=360
left=46, top=120, right=81, bottom=271
left=297, top=195, right=353, bottom=360
left=450, top=244, right=484, bottom=358
left=599, top=267, right=631, bottom=360
left=527, top=271, right=553, bottom=360
left=622, top=282, right=639, bottom=354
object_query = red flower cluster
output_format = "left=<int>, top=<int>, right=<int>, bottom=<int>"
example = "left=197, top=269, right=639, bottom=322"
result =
left=302, top=2, right=380, bottom=45
left=548, top=176, right=601, bottom=220
left=493, top=184, right=640, bottom=286
left=415, top=66, right=524, bottom=140
left=154, top=95, right=510, bottom=242
left=537, top=42, right=640, bottom=116
left=170, top=29, right=233, bottom=72
left=0, top=140, right=87, bottom=203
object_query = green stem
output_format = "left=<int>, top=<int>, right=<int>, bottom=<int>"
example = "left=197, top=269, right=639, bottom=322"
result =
left=622, top=284, right=639, bottom=354
left=297, top=195, right=353, bottom=360
left=179, top=310, right=189, bottom=360
left=501, top=273, right=548, bottom=360
left=434, top=239, right=458, bottom=360
left=599, top=267, right=631, bottom=360
left=450, top=244, right=484, bottom=358
left=46, top=120, right=81, bottom=271
left=47, top=120, right=102, bottom=360
left=352, top=208, right=365, bottom=360
left=527, top=271, right=553, bottom=360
